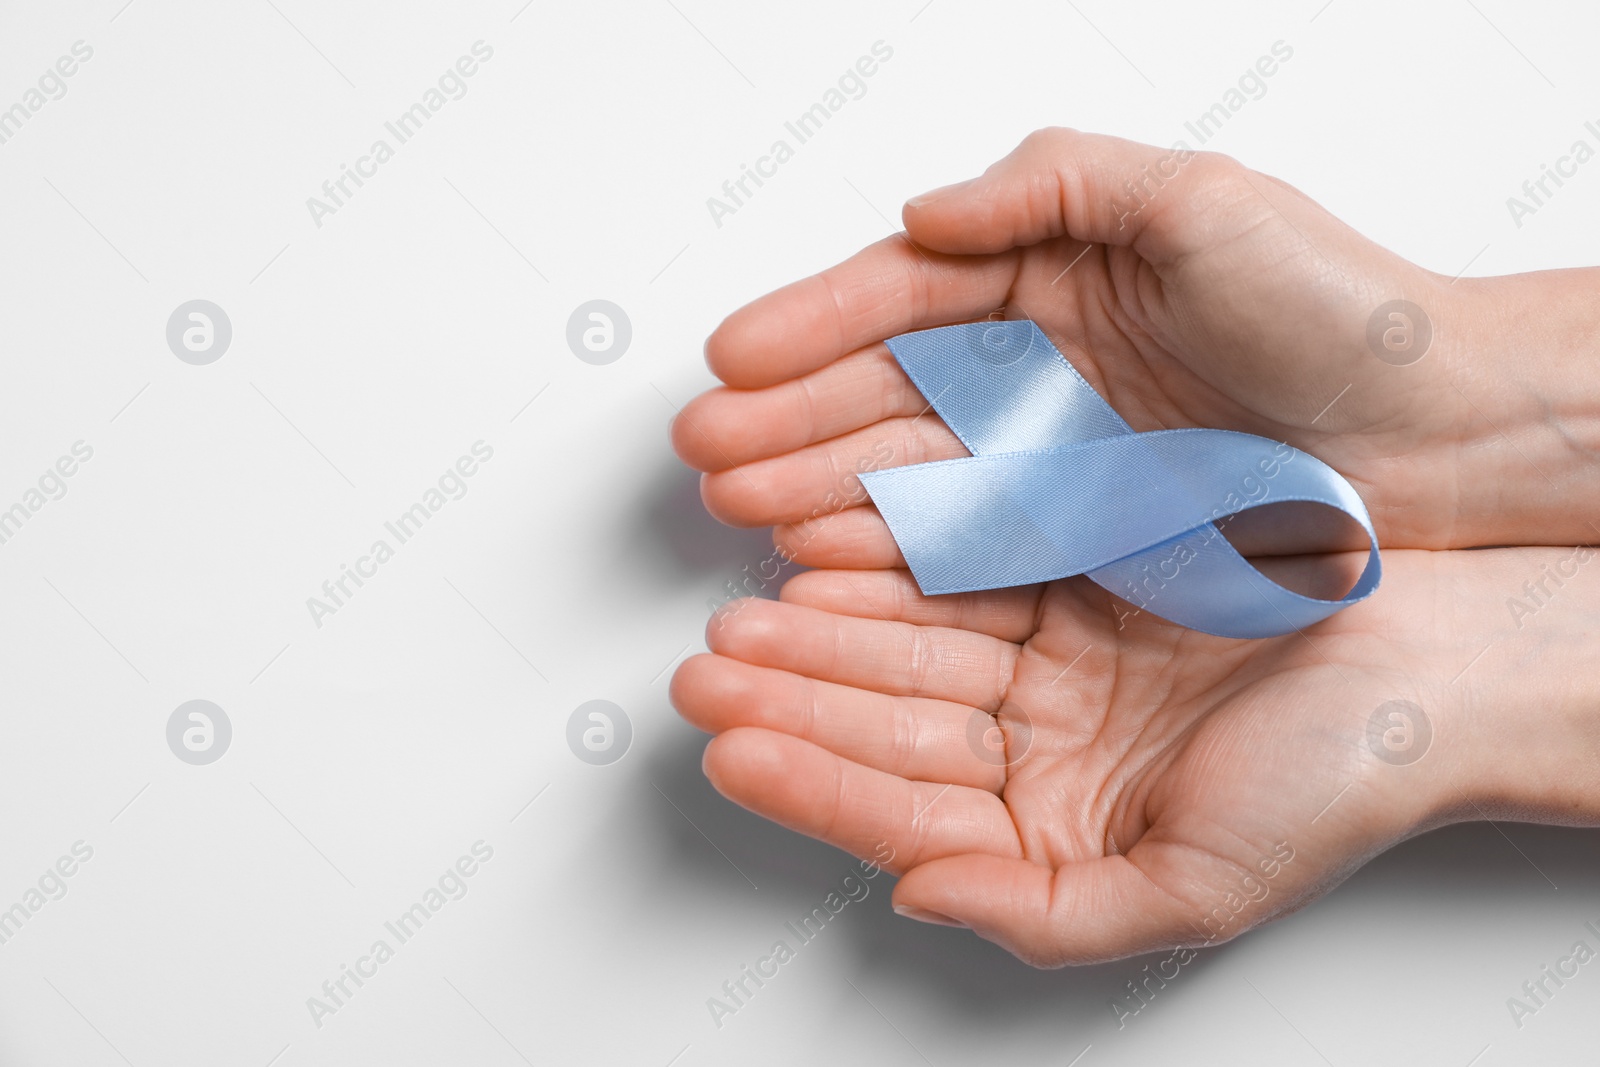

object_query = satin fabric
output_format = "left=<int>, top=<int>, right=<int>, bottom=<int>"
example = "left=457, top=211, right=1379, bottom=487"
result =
left=859, top=321, right=1381, bottom=639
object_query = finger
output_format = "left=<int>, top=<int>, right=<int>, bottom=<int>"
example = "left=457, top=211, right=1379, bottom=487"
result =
left=770, top=503, right=1367, bottom=599
left=671, top=654, right=1005, bottom=792
left=892, top=843, right=1234, bottom=966
left=780, top=569, right=1042, bottom=644
left=671, top=345, right=931, bottom=473
left=702, top=727, right=1021, bottom=871
left=765, top=495, right=1366, bottom=579
left=708, top=597, right=1016, bottom=712
left=774, top=507, right=906, bottom=570
left=700, top=415, right=964, bottom=528
left=705, top=234, right=1019, bottom=390
left=903, top=127, right=1244, bottom=264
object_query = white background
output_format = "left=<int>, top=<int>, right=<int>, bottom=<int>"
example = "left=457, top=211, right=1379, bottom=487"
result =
left=0, top=0, right=1597, bottom=1064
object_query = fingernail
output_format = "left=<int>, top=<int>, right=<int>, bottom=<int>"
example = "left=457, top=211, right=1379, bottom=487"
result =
left=906, top=178, right=975, bottom=208
left=893, top=904, right=967, bottom=927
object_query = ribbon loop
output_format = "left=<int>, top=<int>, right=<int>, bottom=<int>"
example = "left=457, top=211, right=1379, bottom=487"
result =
left=859, top=321, right=1381, bottom=639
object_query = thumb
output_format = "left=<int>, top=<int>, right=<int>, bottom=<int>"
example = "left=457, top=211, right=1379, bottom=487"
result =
left=902, top=127, right=1249, bottom=265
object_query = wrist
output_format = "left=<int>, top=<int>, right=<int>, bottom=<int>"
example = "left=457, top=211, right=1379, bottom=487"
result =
left=1438, top=269, right=1600, bottom=547
left=1426, top=546, right=1600, bottom=827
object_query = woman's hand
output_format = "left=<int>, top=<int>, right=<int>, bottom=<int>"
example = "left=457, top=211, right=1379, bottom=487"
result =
left=672, top=546, right=1600, bottom=965
left=672, top=128, right=1600, bottom=557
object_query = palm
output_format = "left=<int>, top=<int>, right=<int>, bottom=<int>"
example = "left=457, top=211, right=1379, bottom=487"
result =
left=995, top=566, right=1409, bottom=895
left=989, top=573, right=1353, bottom=872
left=675, top=551, right=1463, bottom=965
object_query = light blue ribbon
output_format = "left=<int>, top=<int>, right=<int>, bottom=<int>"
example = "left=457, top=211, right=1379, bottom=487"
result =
left=858, top=321, right=1381, bottom=639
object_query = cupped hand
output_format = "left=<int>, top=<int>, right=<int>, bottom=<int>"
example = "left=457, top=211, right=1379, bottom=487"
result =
left=672, top=128, right=1520, bottom=560
left=671, top=548, right=1521, bottom=966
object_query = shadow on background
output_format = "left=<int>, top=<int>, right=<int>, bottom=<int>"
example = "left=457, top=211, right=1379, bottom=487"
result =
left=631, top=718, right=1135, bottom=1033
left=628, top=454, right=778, bottom=580
left=631, top=713, right=1600, bottom=1035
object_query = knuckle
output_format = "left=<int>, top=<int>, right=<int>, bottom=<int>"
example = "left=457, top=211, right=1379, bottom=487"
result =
left=1021, top=126, right=1079, bottom=154
left=1183, top=149, right=1249, bottom=192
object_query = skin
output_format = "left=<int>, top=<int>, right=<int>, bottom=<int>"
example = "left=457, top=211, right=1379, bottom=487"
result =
left=668, top=129, right=1600, bottom=966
